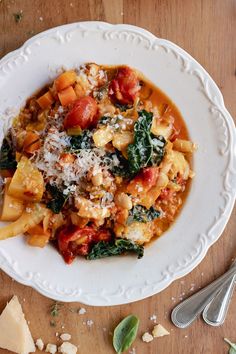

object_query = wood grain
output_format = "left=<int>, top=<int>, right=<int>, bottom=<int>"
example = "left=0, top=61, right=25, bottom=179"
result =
left=0, top=0, right=236, bottom=353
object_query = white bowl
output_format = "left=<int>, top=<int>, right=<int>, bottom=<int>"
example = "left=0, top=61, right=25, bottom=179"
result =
left=0, top=22, right=235, bottom=305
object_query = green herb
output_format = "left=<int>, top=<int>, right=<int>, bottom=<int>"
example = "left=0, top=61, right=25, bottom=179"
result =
left=13, top=11, right=23, bottom=23
left=98, top=116, right=111, bottom=126
left=50, top=320, right=56, bottom=327
left=0, top=136, right=17, bottom=170
left=224, top=338, right=236, bottom=354
left=113, top=315, right=139, bottom=354
left=69, top=130, right=93, bottom=151
left=127, top=205, right=160, bottom=224
left=27, top=30, right=35, bottom=36
left=50, top=302, right=62, bottom=317
left=115, top=103, right=133, bottom=112
left=87, top=239, right=144, bottom=260
left=127, top=110, right=166, bottom=175
left=46, top=184, right=69, bottom=214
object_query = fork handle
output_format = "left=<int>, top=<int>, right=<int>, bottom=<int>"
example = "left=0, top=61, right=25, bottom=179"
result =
left=202, top=273, right=236, bottom=326
left=171, top=265, right=236, bottom=328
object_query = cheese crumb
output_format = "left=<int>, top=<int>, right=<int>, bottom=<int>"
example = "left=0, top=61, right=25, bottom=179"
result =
left=86, top=319, right=94, bottom=327
left=36, top=338, right=44, bottom=351
left=142, top=332, right=153, bottom=343
left=152, top=324, right=170, bottom=338
left=59, top=342, right=77, bottom=354
left=60, top=333, right=72, bottom=341
left=150, top=314, right=157, bottom=323
left=46, top=343, right=57, bottom=354
left=78, top=308, right=86, bottom=315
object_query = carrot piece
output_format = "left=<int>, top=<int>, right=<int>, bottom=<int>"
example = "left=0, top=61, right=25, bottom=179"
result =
left=37, top=91, right=54, bottom=109
left=58, top=86, right=77, bottom=106
left=54, top=70, right=77, bottom=91
left=23, top=131, right=41, bottom=154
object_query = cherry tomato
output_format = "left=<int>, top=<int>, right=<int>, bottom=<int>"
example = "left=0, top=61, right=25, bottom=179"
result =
left=64, top=96, right=98, bottom=130
left=109, top=66, right=140, bottom=104
left=159, top=188, right=175, bottom=201
left=58, top=225, right=111, bottom=264
left=127, top=167, right=159, bottom=196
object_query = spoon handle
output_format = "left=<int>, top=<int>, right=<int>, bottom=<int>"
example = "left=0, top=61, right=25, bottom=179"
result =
left=171, top=264, right=236, bottom=328
left=202, top=273, right=236, bottom=326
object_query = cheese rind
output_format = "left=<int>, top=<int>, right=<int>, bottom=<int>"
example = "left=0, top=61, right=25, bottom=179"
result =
left=0, top=295, right=36, bottom=354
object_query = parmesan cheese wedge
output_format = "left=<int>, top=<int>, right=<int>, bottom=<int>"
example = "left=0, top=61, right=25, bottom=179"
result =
left=152, top=324, right=170, bottom=338
left=0, top=295, right=36, bottom=354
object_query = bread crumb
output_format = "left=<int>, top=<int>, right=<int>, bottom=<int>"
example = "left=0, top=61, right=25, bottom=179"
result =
left=86, top=319, right=94, bottom=327
left=59, top=342, right=77, bottom=354
left=150, top=314, right=157, bottom=323
left=142, top=332, right=153, bottom=343
left=60, top=333, right=72, bottom=341
left=36, top=338, right=44, bottom=351
left=46, top=343, right=57, bottom=354
left=78, top=307, right=86, bottom=315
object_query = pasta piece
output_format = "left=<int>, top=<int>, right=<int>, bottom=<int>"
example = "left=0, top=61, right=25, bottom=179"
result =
left=173, top=139, right=197, bottom=153
left=93, top=126, right=114, bottom=147
left=75, top=196, right=110, bottom=220
left=27, top=224, right=50, bottom=248
left=0, top=179, right=24, bottom=222
left=151, top=121, right=173, bottom=139
left=167, top=181, right=182, bottom=191
left=112, top=131, right=133, bottom=151
left=169, top=150, right=190, bottom=180
left=8, top=156, right=44, bottom=202
left=0, top=204, right=48, bottom=241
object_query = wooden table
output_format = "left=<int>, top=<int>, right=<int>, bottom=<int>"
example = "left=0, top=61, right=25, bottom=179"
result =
left=0, top=1, right=235, bottom=353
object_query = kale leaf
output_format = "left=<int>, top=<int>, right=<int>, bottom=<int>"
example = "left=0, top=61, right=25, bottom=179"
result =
left=127, top=110, right=166, bottom=175
left=127, top=205, right=160, bottom=224
left=98, top=116, right=111, bottom=126
left=69, top=130, right=93, bottom=151
left=106, top=150, right=131, bottom=178
left=87, top=239, right=144, bottom=260
left=0, top=136, right=17, bottom=170
left=46, top=184, right=69, bottom=214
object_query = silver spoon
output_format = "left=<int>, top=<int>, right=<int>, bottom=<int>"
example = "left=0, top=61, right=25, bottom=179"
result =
left=171, top=260, right=236, bottom=328
left=202, top=272, right=236, bottom=326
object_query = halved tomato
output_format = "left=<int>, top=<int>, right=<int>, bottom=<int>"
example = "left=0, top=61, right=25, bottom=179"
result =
left=109, top=66, right=140, bottom=104
left=58, top=225, right=111, bottom=264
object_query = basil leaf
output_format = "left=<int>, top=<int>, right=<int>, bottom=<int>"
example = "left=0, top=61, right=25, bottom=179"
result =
left=46, top=184, right=69, bottom=214
left=113, top=315, right=139, bottom=354
left=127, top=205, right=160, bottom=224
left=224, top=338, right=236, bottom=354
left=87, top=239, right=144, bottom=260
left=115, top=103, right=133, bottom=112
left=0, top=136, right=17, bottom=170
left=127, top=110, right=166, bottom=175
left=69, top=130, right=93, bottom=151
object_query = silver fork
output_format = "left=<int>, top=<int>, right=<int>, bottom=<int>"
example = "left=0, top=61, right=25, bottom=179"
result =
left=171, top=260, right=236, bottom=328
